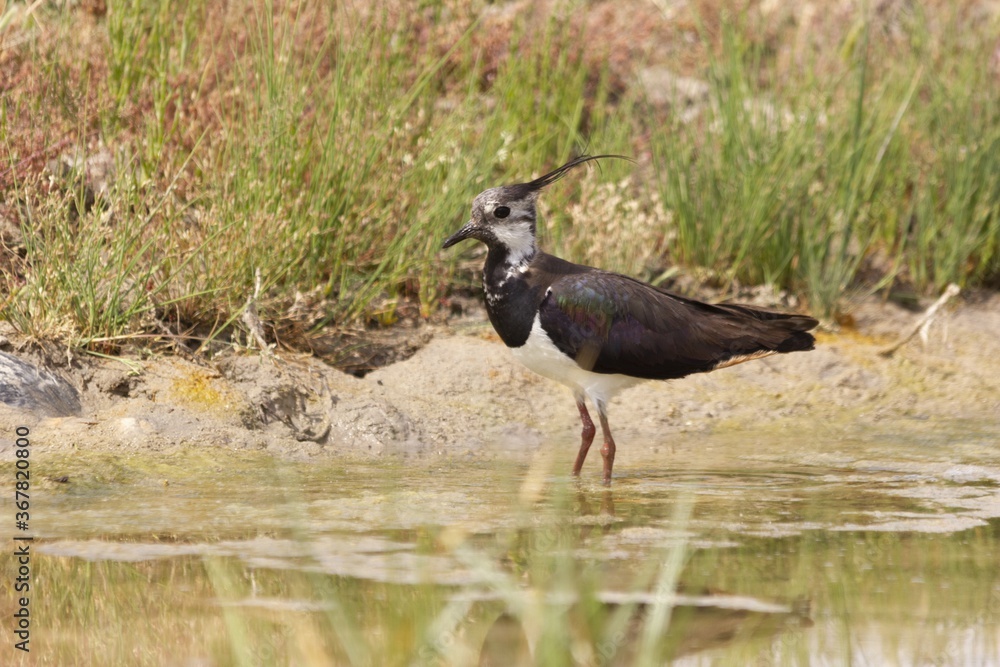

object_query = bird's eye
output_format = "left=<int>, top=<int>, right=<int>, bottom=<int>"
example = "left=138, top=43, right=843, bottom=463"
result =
left=493, top=206, right=510, bottom=219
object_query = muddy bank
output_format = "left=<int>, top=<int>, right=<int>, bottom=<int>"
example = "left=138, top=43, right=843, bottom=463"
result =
left=0, top=294, right=998, bottom=465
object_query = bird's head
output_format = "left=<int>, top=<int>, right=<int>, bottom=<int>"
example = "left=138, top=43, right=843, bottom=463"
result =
left=442, top=154, right=630, bottom=263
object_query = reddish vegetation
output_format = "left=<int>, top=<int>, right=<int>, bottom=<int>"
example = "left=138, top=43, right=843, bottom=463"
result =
left=1, top=1, right=996, bottom=354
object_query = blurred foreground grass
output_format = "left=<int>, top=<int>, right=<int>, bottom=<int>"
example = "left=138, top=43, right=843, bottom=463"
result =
left=0, top=0, right=997, bottom=354
left=2, top=449, right=998, bottom=666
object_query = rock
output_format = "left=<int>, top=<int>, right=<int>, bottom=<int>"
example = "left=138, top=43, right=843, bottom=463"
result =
left=45, top=146, right=119, bottom=216
left=637, top=67, right=710, bottom=123
left=0, top=351, right=81, bottom=417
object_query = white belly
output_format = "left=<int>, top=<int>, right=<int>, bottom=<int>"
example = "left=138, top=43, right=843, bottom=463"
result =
left=511, top=315, right=642, bottom=409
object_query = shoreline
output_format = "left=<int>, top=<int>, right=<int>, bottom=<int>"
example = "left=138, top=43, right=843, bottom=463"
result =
left=1, top=292, right=998, bottom=462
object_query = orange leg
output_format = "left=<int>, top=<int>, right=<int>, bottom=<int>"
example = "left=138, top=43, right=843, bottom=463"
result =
left=572, top=399, right=596, bottom=476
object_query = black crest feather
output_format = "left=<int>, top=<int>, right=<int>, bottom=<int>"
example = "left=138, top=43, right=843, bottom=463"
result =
left=507, top=154, right=633, bottom=198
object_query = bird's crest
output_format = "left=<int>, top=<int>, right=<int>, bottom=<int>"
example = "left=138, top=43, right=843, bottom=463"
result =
left=505, top=154, right=632, bottom=199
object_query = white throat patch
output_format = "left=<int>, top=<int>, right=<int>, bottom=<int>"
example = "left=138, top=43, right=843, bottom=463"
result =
left=491, top=221, right=536, bottom=266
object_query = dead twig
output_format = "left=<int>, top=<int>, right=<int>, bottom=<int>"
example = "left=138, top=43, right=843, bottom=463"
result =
left=879, top=283, right=960, bottom=357
left=242, top=268, right=275, bottom=358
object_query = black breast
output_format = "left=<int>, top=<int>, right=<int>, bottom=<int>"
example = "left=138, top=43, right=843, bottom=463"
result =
left=481, top=251, right=593, bottom=348
left=482, top=250, right=554, bottom=348
left=482, top=269, right=544, bottom=348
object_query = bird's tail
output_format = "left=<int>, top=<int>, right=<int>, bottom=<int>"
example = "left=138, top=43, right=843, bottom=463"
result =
left=714, top=303, right=818, bottom=353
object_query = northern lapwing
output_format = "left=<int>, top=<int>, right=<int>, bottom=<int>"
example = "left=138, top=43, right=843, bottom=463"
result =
left=443, top=155, right=818, bottom=484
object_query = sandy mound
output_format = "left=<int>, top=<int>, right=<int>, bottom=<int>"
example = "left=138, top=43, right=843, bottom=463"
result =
left=1, top=293, right=998, bottom=462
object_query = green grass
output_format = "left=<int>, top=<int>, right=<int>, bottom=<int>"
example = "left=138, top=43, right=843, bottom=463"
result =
left=651, top=15, right=1000, bottom=315
left=0, top=1, right=998, bottom=350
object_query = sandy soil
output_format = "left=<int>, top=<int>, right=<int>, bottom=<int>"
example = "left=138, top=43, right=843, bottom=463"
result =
left=1, top=292, right=998, bottom=465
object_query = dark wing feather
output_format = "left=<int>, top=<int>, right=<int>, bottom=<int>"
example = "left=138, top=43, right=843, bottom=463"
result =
left=538, top=271, right=817, bottom=380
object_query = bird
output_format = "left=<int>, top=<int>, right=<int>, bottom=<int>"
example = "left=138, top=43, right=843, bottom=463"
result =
left=443, top=155, right=818, bottom=484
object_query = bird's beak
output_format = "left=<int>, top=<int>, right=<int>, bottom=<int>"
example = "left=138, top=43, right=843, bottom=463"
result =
left=442, top=220, right=477, bottom=249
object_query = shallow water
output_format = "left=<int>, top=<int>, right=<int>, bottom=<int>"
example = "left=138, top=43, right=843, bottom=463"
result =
left=3, top=419, right=1000, bottom=665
